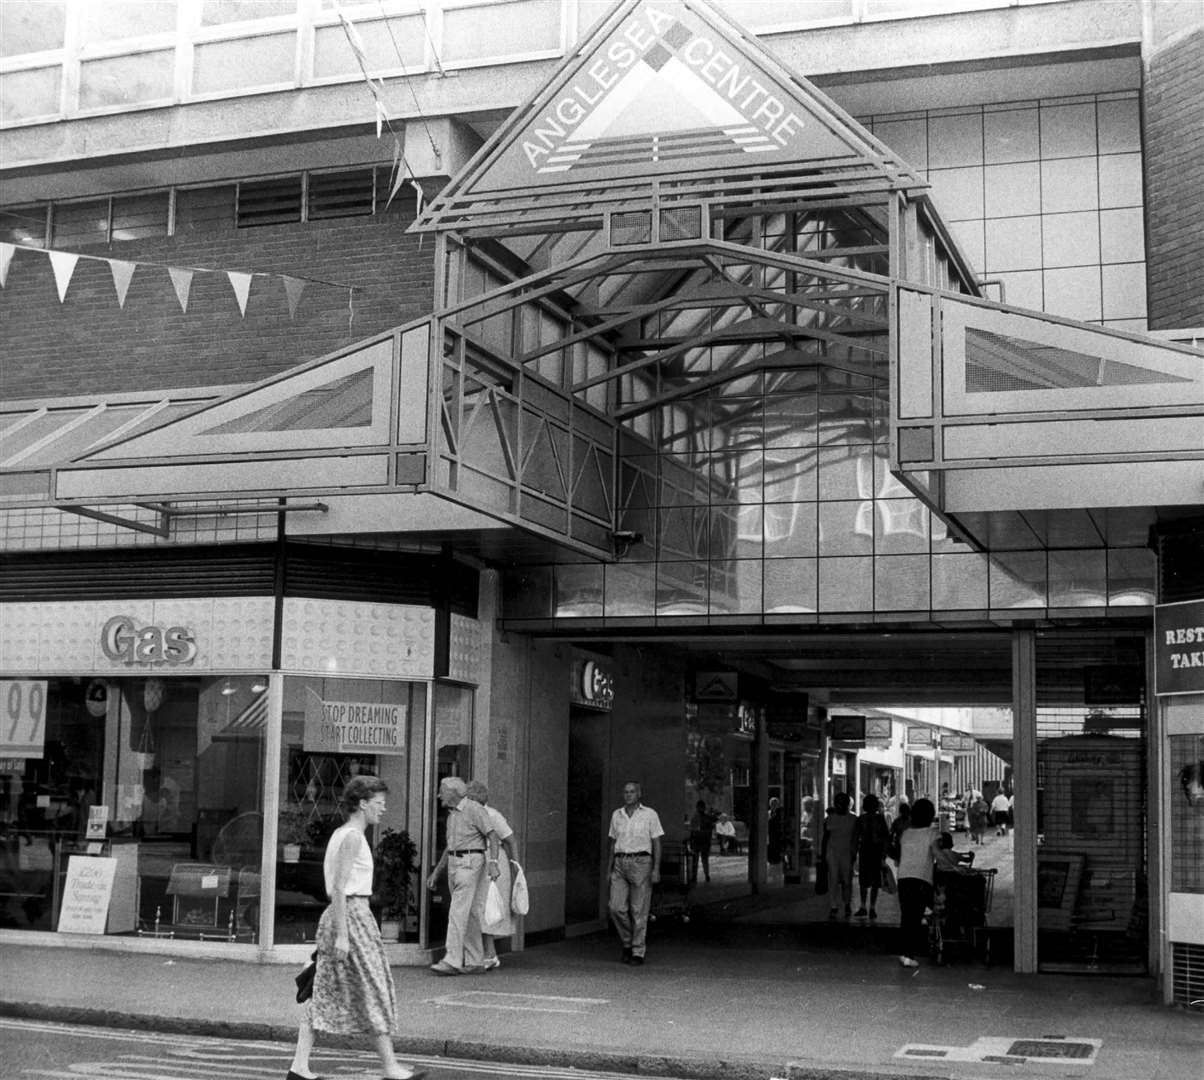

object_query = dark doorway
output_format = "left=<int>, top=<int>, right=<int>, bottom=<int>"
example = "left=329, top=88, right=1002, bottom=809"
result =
left=565, top=707, right=608, bottom=928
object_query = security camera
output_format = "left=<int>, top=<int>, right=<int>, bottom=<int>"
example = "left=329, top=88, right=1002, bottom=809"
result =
left=612, top=530, right=644, bottom=558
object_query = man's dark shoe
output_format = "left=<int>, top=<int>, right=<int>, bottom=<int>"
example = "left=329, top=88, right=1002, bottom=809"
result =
left=630, top=954, right=645, bottom=965
left=621, top=947, right=633, bottom=964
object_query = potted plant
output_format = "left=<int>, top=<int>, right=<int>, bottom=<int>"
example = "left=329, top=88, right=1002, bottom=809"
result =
left=375, top=827, right=418, bottom=942
left=277, top=804, right=310, bottom=864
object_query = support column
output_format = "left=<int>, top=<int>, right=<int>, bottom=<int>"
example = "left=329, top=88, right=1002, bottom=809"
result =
left=752, top=712, right=769, bottom=891
left=1012, top=628, right=1037, bottom=973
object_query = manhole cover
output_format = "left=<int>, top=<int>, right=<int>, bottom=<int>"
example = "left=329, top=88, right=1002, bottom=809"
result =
left=1007, top=1040, right=1096, bottom=1059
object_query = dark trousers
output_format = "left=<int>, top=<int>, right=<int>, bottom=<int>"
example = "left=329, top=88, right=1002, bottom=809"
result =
left=689, top=836, right=711, bottom=882
left=897, top=877, right=933, bottom=960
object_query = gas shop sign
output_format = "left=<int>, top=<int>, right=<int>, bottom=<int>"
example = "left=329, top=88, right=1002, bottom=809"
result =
left=303, top=690, right=406, bottom=755
left=572, top=660, right=615, bottom=710
left=1154, top=599, right=1204, bottom=696
left=100, top=615, right=197, bottom=667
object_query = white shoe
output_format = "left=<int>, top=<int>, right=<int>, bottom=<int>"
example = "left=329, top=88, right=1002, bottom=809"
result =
left=899, top=955, right=920, bottom=968
left=482, top=956, right=501, bottom=970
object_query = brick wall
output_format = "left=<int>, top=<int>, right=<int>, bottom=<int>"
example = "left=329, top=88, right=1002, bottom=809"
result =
left=1144, top=27, right=1204, bottom=329
left=1, top=197, right=435, bottom=400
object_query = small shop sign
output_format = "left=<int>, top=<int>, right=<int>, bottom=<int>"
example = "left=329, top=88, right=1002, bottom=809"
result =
left=1154, top=599, right=1204, bottom=696
left=303, top=690, right=406, bottom=755
left=57, top=855, right=117, bottom=935
left=572, top=659, right=615, bottom=710
left=0, top=679, right=47, bottom=759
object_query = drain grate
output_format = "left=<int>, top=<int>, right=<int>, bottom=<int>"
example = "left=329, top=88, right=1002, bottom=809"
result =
left=1007, top=1040, right=1096, bottom=1059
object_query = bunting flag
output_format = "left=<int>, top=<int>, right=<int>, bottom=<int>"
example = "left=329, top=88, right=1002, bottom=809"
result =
left=168, top=266, right=194, bottom=313
left=48, top=250, right=79, bottom=302
left=109, top=259, right=136, bottom=308
left=282, top=276, right=306, bottom=318
left=0, top=242, right=351, bottom=318
left=226, top=270, right=253, bottom=316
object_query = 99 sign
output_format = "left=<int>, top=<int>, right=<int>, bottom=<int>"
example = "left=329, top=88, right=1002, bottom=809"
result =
left=1, top=680, right=48, bottom=758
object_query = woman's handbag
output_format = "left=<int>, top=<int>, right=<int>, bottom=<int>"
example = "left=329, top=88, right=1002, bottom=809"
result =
left=814, top=859, right=829, bottom=896
left=510, top=860, right=530, bottom=916
left=483, top=879, right=508, bottom=932
left=881, top=860, right=898, bottom=895
left=294, top=950, right=317, bottom=1003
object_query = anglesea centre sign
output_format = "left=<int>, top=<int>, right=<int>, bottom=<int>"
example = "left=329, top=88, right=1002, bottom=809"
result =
left=475, top=0, right=859, bottom=191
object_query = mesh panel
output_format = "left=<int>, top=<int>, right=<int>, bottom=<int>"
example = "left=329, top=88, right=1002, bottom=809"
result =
left=611, top=210, right=652, bottom=246
left=1169, top=734, right=1204, bottom=893
left=1172, top=942, right=1204, bottom=1008
left=965, top=328, right=1189, bottom=393
left=660, top=205, right=702, bottom=242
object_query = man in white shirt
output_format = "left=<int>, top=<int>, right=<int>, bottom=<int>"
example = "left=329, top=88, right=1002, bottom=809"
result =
left=991, top=790, right=1011, bottom=836
left=607, top=781, right=663, bottom=965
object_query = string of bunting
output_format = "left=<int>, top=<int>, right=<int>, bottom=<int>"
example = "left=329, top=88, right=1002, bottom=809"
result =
left=0, top=240, right=355, bottom=319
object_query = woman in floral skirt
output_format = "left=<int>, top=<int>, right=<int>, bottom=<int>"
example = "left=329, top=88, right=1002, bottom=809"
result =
left=286, top=775, right=425, bottom=1080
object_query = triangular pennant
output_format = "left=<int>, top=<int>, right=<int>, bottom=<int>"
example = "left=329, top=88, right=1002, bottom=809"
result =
left=282, top=276, right=306, bottom=318
left=227, top=270, right=253, bottom=316
left=417, top=0, right=925, bottom=222
left=410, top=178, right=424, bottom=220
left=109, top=259, right=136, bottom=308
left=168, top=266, right=194, bottom=312
left=374, top=97, right=389, bottom=140
left=48, top=250, right=79, bottom=302
left=0, top=242, right=13, bottom=287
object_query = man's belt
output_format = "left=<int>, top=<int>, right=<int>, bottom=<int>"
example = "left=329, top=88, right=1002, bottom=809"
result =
left=449, top=848, right=485, bottom=856
left=615, top=851, right=651, bottom=857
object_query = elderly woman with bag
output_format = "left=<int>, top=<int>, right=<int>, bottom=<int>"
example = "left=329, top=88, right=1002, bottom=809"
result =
left=467, top=780, right=520, bottom=970
left=285, top=775, right=425, bottom=1080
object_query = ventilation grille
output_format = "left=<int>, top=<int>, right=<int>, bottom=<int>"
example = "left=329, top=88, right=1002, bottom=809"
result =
left=237, top=176, right=303, bottom=228
left=611, top=210, right=652, bottom=246
left=308, top=169, right=376, bottom=220
left=1172, top=942, right=1204, bottom=1009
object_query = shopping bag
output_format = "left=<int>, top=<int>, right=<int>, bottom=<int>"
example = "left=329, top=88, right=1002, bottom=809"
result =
left=814, top=859, right=829, bottom=896
left=881, top=860, right=898, bottom=896
left=294, top=950, right=317, bottom=1003
left=484, top=879, right=507, bottom=930
left=510, top=861, right=530, bottom=916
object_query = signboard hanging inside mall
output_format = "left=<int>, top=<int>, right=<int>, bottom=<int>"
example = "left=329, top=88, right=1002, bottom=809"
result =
left=1154, top=598, right=1204, bottom=696
left=303, top=690, right=406, bottom=755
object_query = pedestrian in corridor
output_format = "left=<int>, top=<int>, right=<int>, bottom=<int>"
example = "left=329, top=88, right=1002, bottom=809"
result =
left=822, top=791, right=857, bottom=920
left=688, top=800, right=715, bottom=883
left=895, top=796, right=942, bottom=968
left=853, top=793, right=890, bottom=920
left=466, top=779, right=518, bottom=970
left=426, top=776, right=499, bottom=975
left=991, top=789, right=1011, bottom=835
left=285, top=775, right=425, bottom=1080
left=607, top=781, right=663, bottom=965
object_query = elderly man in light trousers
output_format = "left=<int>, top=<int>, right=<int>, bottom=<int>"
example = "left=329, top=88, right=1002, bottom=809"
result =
left=607, top=780, right=663, bottom=966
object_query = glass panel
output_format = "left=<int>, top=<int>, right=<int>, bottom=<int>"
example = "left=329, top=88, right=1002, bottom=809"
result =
left=205, top=370, right=374, bottom=433
left=176, top=185, right=236, bottom=232
left=112, top=193, right=170, bottom=242
left=1041, top=158, right=1098, bottom=213
left=1049, top=549, right=1106, bottom=607
left=931, top=551, right=990, bottom=610
left=277, top=676, right=427, bottom=945
left=1106, top=548, right=1155, bottom=606
left=762, top=557, right=817, bottom=613
left=605, top=562, right=655, bottom=616
left=819, top=500, right=873, bottom=556
left=51, top=199, right=109, bottom=248
left=80, top=1, right=177, bottom=42
left=193, top=33, right=296, bottom=94
left=928, top=111, right=983, bottom=168
left=764, top=502, right=817, bottom=558
left=989, top=551, right=1047, bottom=608
left=1039, top=102, right=1097, bottom=160
left=1042, top=266, right=1101, bottom=322
left=983, top=107, right=1039, bottom=165
left=202, top=1, right=296, bottom=25
left=1168, top=732, right=1204, bottom=894
left=817, top=555, right=873, bottom=611
left=442, top=2, right=562, bottom=62
left=0, top=205, right=48, bottom=247
left=554, top=563, right=603, bottom=618
left=1, top=1, right=67, bottom=56
left=314, top=16, right=424, bottom=78
left=656, top=560, right=709, bottom=616
left=1042, top=211, right=1100, bottom=269
left=0, top=67, right=61, bottom=123
left=874, top=554, right=931, bottom=610
left=984, top=162, right=1040, bottom=218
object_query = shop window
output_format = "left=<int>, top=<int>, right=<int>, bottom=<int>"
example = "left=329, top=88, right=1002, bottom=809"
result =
left=0, top=674, right=267, bottom=943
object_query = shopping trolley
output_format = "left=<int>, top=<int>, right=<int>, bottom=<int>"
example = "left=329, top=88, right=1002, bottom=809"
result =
left=931, top=866, right=997, bottom=965
left=650, top=839, right=692, bottom=924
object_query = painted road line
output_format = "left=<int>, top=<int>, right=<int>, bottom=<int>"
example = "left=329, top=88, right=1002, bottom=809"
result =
left=895, top=1035, right=1101, bottom=1065
left=425, top=990, right=610, bottom=1013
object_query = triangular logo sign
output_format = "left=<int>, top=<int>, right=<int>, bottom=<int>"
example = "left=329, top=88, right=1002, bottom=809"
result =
left=463, top=0, right=875, bottom=195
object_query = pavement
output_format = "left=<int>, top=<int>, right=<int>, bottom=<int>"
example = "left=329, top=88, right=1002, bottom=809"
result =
left=2, top=902, right=1201, bottom=1080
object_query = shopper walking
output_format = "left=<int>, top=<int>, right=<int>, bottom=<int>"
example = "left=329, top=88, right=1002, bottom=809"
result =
left=607, top=781, right=663, bottom=965
left=688, top=800, right=715, bottom=883
left=991, top=789, right=1011, bottom=835
left=821, top=791, right=857, bottom=920
left=466, top=779, right=518, bottom=970
left=285, top=775, right=425, bottom=1080
left=426, top=776, right=499, bottom=975
left=853, top=793, right=889, bottom=920
left=894, top=796, right=941, bottom=968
